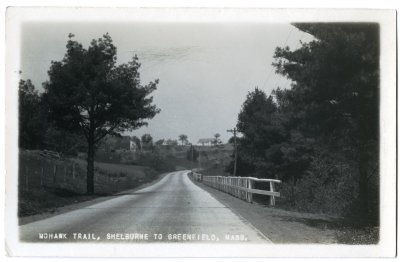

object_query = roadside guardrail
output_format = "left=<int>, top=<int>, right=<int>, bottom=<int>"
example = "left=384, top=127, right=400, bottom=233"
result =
left=201, top=175, right=281, bottom=206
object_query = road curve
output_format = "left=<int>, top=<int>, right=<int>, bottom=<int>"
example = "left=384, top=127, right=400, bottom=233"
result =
left=20, top=170, right=271, bottom=243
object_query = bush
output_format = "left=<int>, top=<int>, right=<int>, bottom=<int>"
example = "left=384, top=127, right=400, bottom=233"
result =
left=279, top=150, right=359, bottom=217
left=137, top=152, right=175, bottom=173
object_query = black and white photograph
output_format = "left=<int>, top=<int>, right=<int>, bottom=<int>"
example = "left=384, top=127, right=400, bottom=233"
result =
left=4, top=7, right=397, bottom=258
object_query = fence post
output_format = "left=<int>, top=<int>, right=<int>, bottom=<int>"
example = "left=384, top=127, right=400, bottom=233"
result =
left=249, top=179, right=253, bottom=203
left=245, top=179, right=249, bottom=203
left=270, top=181, right=276, bottom=206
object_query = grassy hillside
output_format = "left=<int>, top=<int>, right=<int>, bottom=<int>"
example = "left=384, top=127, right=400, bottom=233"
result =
left=19, top=150, right=158, bottom=217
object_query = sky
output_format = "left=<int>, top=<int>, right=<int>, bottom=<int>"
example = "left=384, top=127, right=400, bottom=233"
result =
left=20, top=22, right=311, bottom=143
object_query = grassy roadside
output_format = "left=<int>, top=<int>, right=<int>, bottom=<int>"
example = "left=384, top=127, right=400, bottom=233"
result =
left=18, top=150, right=163, bottom=219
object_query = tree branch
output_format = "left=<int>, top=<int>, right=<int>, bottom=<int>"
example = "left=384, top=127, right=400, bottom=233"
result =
left=93, top=122, right=120, bottom=144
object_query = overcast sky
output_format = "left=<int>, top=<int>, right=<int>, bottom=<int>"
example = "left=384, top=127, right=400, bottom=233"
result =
left=21, top=22, right=311, bottom=143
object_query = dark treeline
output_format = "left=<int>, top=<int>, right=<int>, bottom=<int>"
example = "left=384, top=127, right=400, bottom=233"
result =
left=226, top=23, right=379, bottom=224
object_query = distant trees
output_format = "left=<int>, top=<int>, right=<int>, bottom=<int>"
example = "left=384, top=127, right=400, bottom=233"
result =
left=155, top=139, right=165, bottom=146
left=212, top=133, right=222, bottom=147
left=228, top=23, right=379, bottom=223
left=178, top=134, right=188, bottom=145
left=43, top=33, right=160, bottom=194
left=141, top=134, right=154, bottom=150
left=165, top=139, right=178, bottom=146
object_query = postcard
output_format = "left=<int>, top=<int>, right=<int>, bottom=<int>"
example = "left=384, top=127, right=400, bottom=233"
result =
left=5, top=7, right=397, bottom=258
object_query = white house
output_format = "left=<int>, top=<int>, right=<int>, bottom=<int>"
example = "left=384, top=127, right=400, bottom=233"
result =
left=197, top=138, right=214, bottom=146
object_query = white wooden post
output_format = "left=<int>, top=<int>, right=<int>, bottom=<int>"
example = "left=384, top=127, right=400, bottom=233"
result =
left=240, top=178, right=244, bottom=200
left=270, top=181, right=276, bottom=206
left=249, top=180, right=253, bottom=203
left=238, top=178, right=241, bottom=199
left=245, top=179, right=249, bottom=202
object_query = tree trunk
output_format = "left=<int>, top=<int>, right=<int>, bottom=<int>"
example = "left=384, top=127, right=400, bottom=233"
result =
left=86, top=129, right=95, bottom=195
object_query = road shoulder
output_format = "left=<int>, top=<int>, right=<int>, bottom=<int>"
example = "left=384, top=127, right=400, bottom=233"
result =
left=189, top=176, right=338, bottom=244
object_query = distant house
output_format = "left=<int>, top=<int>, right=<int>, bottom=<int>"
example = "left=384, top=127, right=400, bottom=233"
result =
left=197, top=138, right=214, bottom=146
left=130, top=140, right=139, bottom=152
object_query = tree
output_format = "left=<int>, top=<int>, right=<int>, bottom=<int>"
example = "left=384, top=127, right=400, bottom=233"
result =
left=19, top=79, right=47, bottom=149
left=165, top=139, right=178, bottom=146
left=178, top=134, right=188, bottom=146
left=212, top=133, right=222, bottom=147
left=45, top=125, right=87, bottom=156
left=44, top=33, right=160, bottom=194
left=155, top=139, right=165, bottom=146
left=235, top=88, right=288, bottom=178
left=186, top=145, right=199, bottom=162
left=273, top=23, right=379, bottom=221
left=141, top=133, right=154, bottom=150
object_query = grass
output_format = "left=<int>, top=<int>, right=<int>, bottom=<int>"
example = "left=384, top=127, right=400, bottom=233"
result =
left=71, top=158, right=149, bottom=179
left=18, top=150, right=159, bottom=218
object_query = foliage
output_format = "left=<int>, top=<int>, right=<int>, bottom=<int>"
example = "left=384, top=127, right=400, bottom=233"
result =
left=45, top=125, right=87, bottom=156
left=18, top=79, right=47, bottom=149
left=165, top=139, right=178, bottom=146
left=234, top=88, right=289, bottom=178
left=186, top=145, right=199, bottom=162
left=273, top=23, right=379, bottom=222
left=137, top=152, right=175, bottom=172
left=43, top=33, right=160, bottom=194
left=178, top=134, right=188, bottom=145
left=131, top=136, right=142, bottom=151
left=228, top=23, right=379, bottom=223
left=141, top=133, right=154, bottom=150
left=155, top=139, right=165, bottom=146
left=212, top=133, right=222, bottom=147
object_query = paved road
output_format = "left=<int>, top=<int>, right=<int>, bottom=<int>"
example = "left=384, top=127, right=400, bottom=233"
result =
left=20, top=170, right=271, bottom=243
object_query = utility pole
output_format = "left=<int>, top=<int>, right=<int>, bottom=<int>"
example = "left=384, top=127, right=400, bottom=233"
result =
left=227, top=128, right=238, bottom=177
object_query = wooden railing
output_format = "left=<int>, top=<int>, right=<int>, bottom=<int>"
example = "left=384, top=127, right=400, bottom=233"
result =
left=199, top=175, right=281, bottom=206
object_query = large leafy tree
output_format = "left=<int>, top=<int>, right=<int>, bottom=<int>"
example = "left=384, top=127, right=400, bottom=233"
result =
left=273, top=23, right=379, bottom=219
left=44, top=33, right=160, bottom=194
